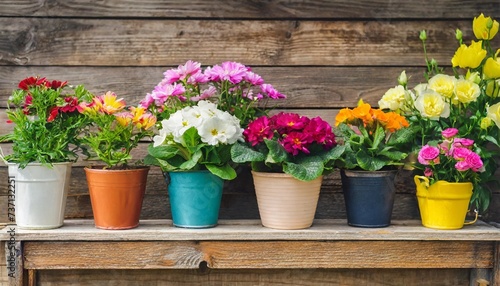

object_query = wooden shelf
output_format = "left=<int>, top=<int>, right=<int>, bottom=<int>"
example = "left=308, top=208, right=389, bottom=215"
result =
left=1, top=219, right=499, bottom=242
left=2, top=220, right=499, bottom=286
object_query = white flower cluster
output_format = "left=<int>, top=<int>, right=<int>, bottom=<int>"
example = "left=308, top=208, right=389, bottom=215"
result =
left=153, top=100, right=244, bottom=147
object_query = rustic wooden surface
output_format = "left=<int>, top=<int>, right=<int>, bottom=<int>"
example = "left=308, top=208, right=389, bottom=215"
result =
left=2, top=219, right=499, bottom=241
left=35, top=269, right=471, bottom=286
left=21, top=240, right=494, bottom=269
left=1, top=0, right=500, bottom=284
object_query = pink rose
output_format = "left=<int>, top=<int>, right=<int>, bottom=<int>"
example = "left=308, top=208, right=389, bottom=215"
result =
left=418, top=145, right=440, bottom=165
left=452, top=147, right=472, bottom=160
left=453, top=137, right=474, bottom=148
left=442, top=128, right=458, bottom=139
left=465, top=152, right=484, bottom=172
left=455, top=161, right=470, bottom=171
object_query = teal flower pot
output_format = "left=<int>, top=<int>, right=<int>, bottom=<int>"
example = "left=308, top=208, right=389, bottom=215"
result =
left=166, top=170, right=224, bottom=228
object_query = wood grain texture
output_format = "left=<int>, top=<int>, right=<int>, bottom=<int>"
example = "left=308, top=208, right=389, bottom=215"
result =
left=0, top=66, right=428, bottom=108
left=22, top=240, right=494, bottom=269
left=35, top=268, right=471, bottom=286
left=4, top=219, right=499, bottom=242
left=1, top=19, right=488, bottom=66
left=0, top=0, right=498, bottom=19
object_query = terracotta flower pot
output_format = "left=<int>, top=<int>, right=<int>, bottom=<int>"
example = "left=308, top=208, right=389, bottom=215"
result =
left=85, top=166, right=149, bottom=230
left=252, top=171, right=322, bottom=230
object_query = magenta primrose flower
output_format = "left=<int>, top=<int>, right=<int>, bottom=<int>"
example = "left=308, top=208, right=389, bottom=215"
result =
left=244, top=112, right=336, bottom=156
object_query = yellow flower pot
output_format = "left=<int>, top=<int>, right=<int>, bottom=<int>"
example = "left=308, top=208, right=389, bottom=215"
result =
left=414, top=176, right=473, bottom=230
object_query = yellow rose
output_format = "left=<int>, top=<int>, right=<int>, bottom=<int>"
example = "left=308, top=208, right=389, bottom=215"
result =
left=379, top=85, right=407, bottom=110
left=428, top=74, right=456, bottom=99
left=487, top=102, right=500, bottom=128
left=414, top=90, right=450, bottom=120
left=484, top=57, right=500, bottom=79
left=486, top=79, right=500, bottom=98
left=480, top=117, right=493, bottom=129
left=451, top=41, right=487, bottom=69
left=473, top=13, right=499, bottom=40
left=454, top=79, right=480, bottom=104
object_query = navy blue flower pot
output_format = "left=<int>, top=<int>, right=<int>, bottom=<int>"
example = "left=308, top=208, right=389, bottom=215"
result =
left=165, top=170, right=223, bottom=228
left=341, top=169, right=397, bottom=228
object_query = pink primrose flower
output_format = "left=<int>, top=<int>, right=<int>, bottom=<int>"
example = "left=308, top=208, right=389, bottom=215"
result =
left=274, top=112, right=308, bottom=131
left=261, top=83, right=286, bottom=99
left=281, top=131, right=312, bottom=155
left=243, top=116, right=274, bottom=146
left=418, top=145, right=440, bottom=165
left=441, top=128, right=459, bottom=139
left=303, top=117, right=336, bottom=149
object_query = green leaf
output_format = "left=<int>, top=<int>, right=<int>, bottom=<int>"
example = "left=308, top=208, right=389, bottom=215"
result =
left=264, top=139, right=288, bottom=164
left=378, top=147, right=407, bottom=161
left=179, top=149, right=202, bottom=170
left=230, top=142, right=266, bottom=163
left=147, top=144, right=179, bottom=160
left=356, top=151, right=387, bottom=171
left=321, top=145, right=346, bottom=161
left=387, top=125, right=418, bottom=145
left=283, top=157, right=324, bottom=181
left=206, top=163, right=237, bottom=180
left=370, top=124, right=385, bottom=150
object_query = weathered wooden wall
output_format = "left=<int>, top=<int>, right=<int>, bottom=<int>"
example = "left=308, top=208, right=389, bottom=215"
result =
left=1, top=1, right=499, bottom=285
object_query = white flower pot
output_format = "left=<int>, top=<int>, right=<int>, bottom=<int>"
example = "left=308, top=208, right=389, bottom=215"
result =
left=11, top=162, right=72, bottom=229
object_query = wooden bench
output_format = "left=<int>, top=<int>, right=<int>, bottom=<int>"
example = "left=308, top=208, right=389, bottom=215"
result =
left=2, top=219, right=500, bottom=286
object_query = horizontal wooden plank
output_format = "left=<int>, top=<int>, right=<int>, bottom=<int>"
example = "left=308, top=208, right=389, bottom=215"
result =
left=0, top=0, right=498, bottom=19
left=4, top=219, right=500, bottom=242
left=0, top=66, right=428, bottom=108
left=1, top=19, right=488, bottom=66
left=35, top=268, right=471, bottom=286
left=22, top=240, right=494, bottom=269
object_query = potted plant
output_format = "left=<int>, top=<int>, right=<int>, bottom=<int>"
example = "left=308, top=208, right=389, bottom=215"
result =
left=230, top=112, right=339, bottom=229
left=141, top=60, right=286, bottom=228
left=0, top=76, right=92, bottom=229
left=414, top=128, right=484, bottom=229
left=379, top=13, right=500, bottom=215
left=334, top=100, right=414, bottom=227
left=145, top=100, right=244, bottom=228
left=78, top=91, right=157, bottom=229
